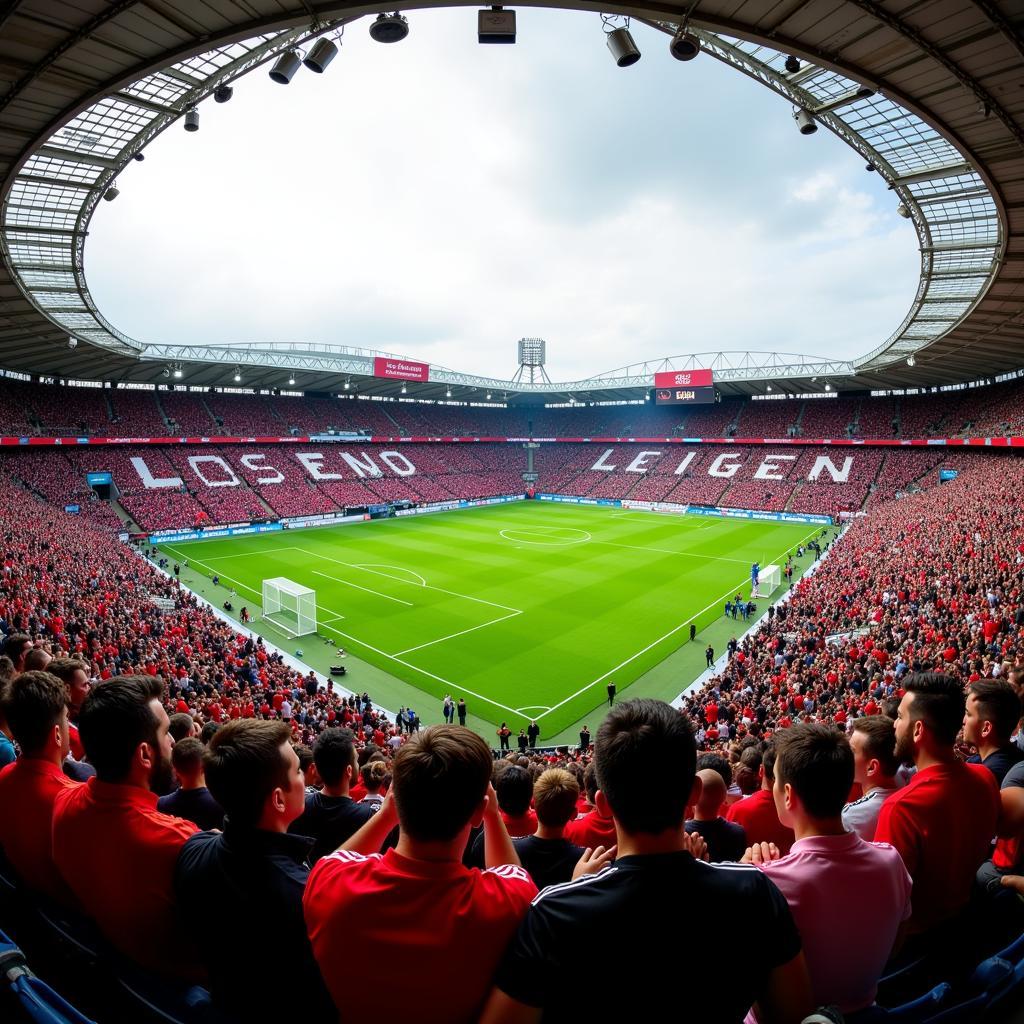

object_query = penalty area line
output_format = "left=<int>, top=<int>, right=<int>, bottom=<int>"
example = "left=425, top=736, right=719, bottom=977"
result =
left=310, top=570, right=414, bottom=607
left=390, top=610, right=522, bottom=657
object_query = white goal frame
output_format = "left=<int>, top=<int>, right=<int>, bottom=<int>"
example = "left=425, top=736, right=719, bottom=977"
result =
left=754, top=564, right=782, bottom=598
left=262, top=577, right=317, bottom=638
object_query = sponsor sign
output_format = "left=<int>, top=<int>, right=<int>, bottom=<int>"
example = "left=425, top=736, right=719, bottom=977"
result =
left=373, top=357, right=429, bottom=382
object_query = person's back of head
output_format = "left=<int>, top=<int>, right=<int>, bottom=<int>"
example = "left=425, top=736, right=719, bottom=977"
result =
left=533, top=769, right=579, bottom=830
left=773, top=723, right=853, bottom=823
left=360, top=759, right=388, bottom=794
left=896, top=672, right=965, bottom=762
left=23, top=647, right=51, bottom=673
left=694, top=768, right=727, bottom=818
left=582, top=762, right=599, bottom=805
left=79, top=675, right=166, bottom=785
left=696, top=752, right=732, bottom=791
left=595, top=699, right=696, bottom=834
left=171, top=737, right=205, bottom=787
left=3, top=634, right=32, bottom=673
left=966, top=680, right=1021, bottom=747
left=168, top=712, right=195, bottom=743
left=2, top=670, right=68, bottom=759
left=762, top=742, right=780, bottom=786
left=495, top=765, right=533, bottom=818
left=199, top=721, right=220, bottom=746
left=203, top=719, right=300, bottom=829
left=313, top=727, right=357, bottom=789
left=391, top=725, right=492, bottom=843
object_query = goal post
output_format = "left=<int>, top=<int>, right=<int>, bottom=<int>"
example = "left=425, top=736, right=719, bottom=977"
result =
left=262, top=577, right=317, bottom=637
left=754, top=564, right=782, bottom=598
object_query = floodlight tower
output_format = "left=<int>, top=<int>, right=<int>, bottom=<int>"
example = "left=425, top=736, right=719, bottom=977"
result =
left=512, top=337, right=551, bottom=385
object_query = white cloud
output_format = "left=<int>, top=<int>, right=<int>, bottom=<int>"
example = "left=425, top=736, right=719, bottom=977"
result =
left=86, top=10, right=919, bottom=381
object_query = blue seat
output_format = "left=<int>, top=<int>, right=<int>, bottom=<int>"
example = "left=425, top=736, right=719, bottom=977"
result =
left=992, top=929, right=1024, bottom=967
left=0, top=927, right=96, bottom=1024
left=920, top=991, right=990, bottom=1023
left=111, top=960, right=216, bottom=1024
left=845, top=983, right=952, bottom=1024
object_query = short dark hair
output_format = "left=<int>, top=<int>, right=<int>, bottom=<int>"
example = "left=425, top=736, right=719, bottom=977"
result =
left=595, top=699, right=696, bottom=834
left=204, top=720, right=292, bottom=827
left=171, top=736, right=205, bottom=773
left=4, top=634, right=32, bottom=666
left=533, top=769, right=579, bottom=828
left=852, top=715, right=899, bottom=777
left=494, top=765, right=533, bottom=817
left=773, top=723, right=853, bottom=818
left=48, top=657, right=89, bottom=684
left=294, top=743, right=314, bottom=773
left=696, top=752, right=732, bottom=790
left=904, top=672, right=965, bottom=746
left=168, top=712, right=195, bottom=743
left=313, top=727, right=357, bottom=787
left=199, top=721, right=220, bottom=746
left=2, top=671, right=67, bottom=754
left=392, top=726, right=492, bottom=842
left=969, top=680, right=1022, bottom=743
left=79, top=675, right=164, bottom=782
left=762, top=742, right=779, bottom=783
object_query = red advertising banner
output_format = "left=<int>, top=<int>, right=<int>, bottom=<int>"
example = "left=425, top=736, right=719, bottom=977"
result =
left=373, top=356, right=429, bottom=382
left=653, top=368, right=713, bottom=388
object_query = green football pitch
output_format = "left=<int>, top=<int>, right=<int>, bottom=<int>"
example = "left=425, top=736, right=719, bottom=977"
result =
left=160, top=502, right=821, bottom=737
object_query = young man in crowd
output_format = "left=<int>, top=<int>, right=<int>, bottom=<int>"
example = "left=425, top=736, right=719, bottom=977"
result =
left=744, top=723, right=912, bottom=1016
left=48, top=657, right=91, bottom=761
left=288, top=726, right=376, bottom=862
left=686, top=767, right=747, bottom=862
left=842, top=716, right=903, bottom=840
left=726, top=742, right=795, bottom=854
left=513, top=768, right=586, bottom=888
left=0, top=671, right=80, bottom=902
left=156, top=736, right=224, bottom=831
left=51, top=675, right=200, bottom=978
left=174, top=720, right=335, bottom=1023
left=564, top=762, right=616, bottom=849
left=482, top=700, right=812, bottom=1022
left=303, top=725, right=539, bottom=1024
left=963, top=680, right=1024, bottom=784
left=875, top=672, right=1000, bottom=939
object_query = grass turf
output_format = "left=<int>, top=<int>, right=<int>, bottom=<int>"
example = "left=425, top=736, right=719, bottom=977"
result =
left=160, top=502, right=821, bottom=737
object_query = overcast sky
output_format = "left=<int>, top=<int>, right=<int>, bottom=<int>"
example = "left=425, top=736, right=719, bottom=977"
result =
left=86, top=9, right=918, bottom=383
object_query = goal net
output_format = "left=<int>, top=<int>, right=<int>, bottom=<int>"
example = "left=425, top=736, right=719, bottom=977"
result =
left=754, top=564, right=782, bottom=598
left=262, top=577, right=317, bottom=638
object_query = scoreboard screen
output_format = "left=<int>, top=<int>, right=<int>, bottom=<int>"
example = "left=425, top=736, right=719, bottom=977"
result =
left=653, top=369, right=715, bottom=405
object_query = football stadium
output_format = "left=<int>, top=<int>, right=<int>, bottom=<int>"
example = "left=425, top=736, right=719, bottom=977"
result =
left=0, top=1, right=1023, bottom=1023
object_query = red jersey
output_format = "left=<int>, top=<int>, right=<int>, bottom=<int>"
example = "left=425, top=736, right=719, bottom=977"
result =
left=304, top=848, right=536, bottom=1024
left=52, top=779, right=199, bottom=976
left=0, top=759, right=80, bottom=903
left=564, top=809, right=617, bottom=849
left=502, top=809, right=538, bottom=838
left=874, top=761, right=999, bottom=933
left=726, top=790, right=795, bottom=854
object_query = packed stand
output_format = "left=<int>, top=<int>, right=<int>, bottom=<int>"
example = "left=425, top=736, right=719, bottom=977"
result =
left=797, top=397, right=859, bottom=439
left=159, top=392, right=219, bottom=435
left=733, top=399, right=799, bottom=438
left=206, top=393, right=287, bottom=436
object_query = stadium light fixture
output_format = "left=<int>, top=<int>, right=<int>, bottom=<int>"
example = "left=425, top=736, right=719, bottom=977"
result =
left=446, top=388, right=452, bottom=398
left=486, top=392, right=492, bottom=400
left=865, top=162, right=876, bottom=172
left=793, top=108, right=817, bottom=135
left=103, top=181, right=119, bottom=201
left=907, top=355, right=916, bottom=367
left=369, top=13, right=409, bottom=43
left=669, top=22, right=700, bottom=61
left=269, top=50, right=303, bottom=84
left=824, top=382, right=831, bottom=391
left=343, top=378, right=351, bottom=390
left=162, top=366, right=171, bottom=378
left=896, top=203, right=911, bottom=219
left=172, top=364, right=183, bottom=379
left=133, top=153, right=144, bottom=161
left=401, top=384, right=407, bottom=394
left=288, top=376, right=296, bottom=386
left=233, top=371, right=242, bottom=383
left=766, top=384, right=772, bottom=392
left=67, top=336, right=77, bottom=349
left=214, top=85, right=234, bottom=103
left=479, top=7, right=516, bottom=44
left=304, top=36, right=340, bottom=73
left=785, top=54, right=800, bottom=73
left=602, top=16, right=640, bottom=67
left=184, top=107, right=199, bottom=132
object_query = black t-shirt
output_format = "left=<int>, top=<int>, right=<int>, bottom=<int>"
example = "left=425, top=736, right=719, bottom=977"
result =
left=494, top=851, right=800, bottom=1020
left=157, top=786, right=224, bottom=831
left=288, top=792, right=376, bottom=863
left=513, top=836, right=585, bottom=890
left=685, top=817, right=747, bottom=863
left=967, top=745, right=1024, bottom=786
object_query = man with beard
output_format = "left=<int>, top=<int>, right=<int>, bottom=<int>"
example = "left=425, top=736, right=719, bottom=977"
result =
left=52, top=675, right=200, bottom=978
left=875, top=672, right=999, bottom=940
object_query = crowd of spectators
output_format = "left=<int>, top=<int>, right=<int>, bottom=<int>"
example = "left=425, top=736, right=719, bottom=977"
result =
left=0, top=425, right=1021, bottom=1020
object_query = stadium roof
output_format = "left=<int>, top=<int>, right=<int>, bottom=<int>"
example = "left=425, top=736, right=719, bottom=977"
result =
left=0, top=0, right=1021, bottom=401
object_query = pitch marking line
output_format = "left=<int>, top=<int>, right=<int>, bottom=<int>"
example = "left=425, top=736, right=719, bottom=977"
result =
left=516, top=705, right=552, bottom=714
left=310, top=570, right=414, bottom=607
left=593, top=539, right=750, bottom=564
left=533, top=525, right=822, bottom=723
left=293, top=547, right=522, bottom=615
left=162, top=545, right=523, bottom=716
left=353, top=564, right=427, bottom=586
left=390, top=610, right=522, bottom=657
left=499, top=527, right=592, bottom=547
